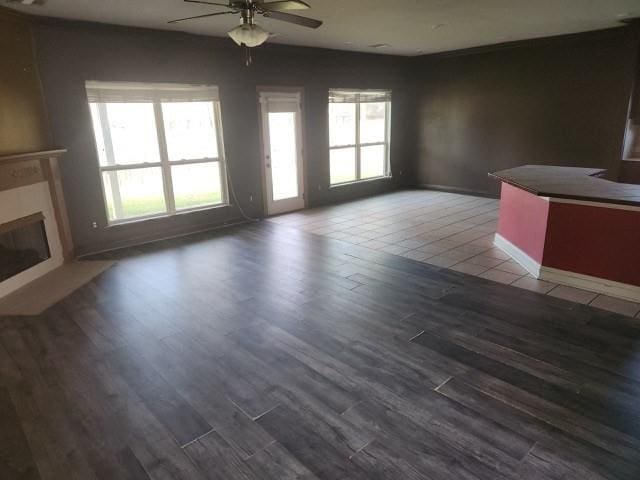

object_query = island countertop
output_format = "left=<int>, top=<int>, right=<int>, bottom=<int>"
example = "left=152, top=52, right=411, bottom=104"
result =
left=489, top=165, right=640, bottom=207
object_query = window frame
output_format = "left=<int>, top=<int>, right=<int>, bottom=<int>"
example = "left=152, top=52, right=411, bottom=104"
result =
left=328, top=90, right=392, bottom=186
left=87, top=82, right=229, bottom=226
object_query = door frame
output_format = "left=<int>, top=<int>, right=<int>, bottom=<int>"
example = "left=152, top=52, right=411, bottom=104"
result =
left=257, top=86, right=307, bottom=216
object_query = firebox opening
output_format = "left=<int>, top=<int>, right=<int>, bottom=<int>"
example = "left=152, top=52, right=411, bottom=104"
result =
left=0, top=213, right=51, bottom=283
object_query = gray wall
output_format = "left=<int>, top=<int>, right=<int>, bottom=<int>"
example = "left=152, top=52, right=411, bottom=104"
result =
left=412, top=27, right=640, bottom=196
left=33, top=21, right=413, bottom=255
left=32, top=19, right=640, bottom=255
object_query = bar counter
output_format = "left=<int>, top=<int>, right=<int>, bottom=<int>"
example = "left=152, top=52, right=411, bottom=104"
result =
left=490, top=165, right=640, bottom=302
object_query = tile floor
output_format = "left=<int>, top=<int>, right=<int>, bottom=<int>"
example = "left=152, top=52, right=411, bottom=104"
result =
left=269, top=189, right=640, bottom=319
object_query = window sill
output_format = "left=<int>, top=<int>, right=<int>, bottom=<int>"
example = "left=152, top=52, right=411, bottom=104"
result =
left=105, top=202, right=232, bottom=228
left=329, top=175, right=392, bottom=189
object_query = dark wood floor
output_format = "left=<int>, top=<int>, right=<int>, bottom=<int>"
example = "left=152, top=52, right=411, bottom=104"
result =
left=2, top=220, right=640, bottom=479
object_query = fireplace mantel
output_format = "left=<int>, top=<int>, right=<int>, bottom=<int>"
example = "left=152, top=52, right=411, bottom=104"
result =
left=0, top=149, right=67, bottom=164
left=0, top=149, right=73, bottom=261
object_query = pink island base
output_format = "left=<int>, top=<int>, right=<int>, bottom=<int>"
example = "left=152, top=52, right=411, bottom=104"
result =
left=494, top=182, right=640, bottom=302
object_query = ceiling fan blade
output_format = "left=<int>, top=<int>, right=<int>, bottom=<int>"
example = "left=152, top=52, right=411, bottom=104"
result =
left=183, top=0, right=231, bottom=6
left=168, top=11, right=235, bottom=24
left=260, top=0, right=310, bottom=11
left=262, top=10, right=322, bottom=29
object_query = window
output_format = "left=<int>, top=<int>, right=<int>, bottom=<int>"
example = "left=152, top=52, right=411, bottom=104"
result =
left=86, top=81, right=228, bottom=224
left=329, top=89, right=391, bottom=185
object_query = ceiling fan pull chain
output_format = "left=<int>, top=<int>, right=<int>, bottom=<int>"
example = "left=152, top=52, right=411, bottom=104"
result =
left=245, top=45, right=253, bottom=66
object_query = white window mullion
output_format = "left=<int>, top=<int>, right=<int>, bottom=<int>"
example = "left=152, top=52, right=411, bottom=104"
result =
left=329, top=145, right=358, bottom=150
left=166, top=157, right=219, bottom=166
left=100, top=162, right=163, bottom=172
left=153, top=101, right=175, bottom=214
left=385, top=101, right=391, bottom=176
left=355, top=101, right=361, bottom=180
left=358, top=142, right=386, bottom=148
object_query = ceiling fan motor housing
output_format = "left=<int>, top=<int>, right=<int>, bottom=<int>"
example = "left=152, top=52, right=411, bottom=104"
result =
left=240, top=8, right=255, bottom=25
left=230, top=1, right=256, bottom=10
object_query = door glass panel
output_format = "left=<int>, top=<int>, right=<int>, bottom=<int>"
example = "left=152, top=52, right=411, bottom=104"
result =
left=268, top=112, right=299, bottom=201
left=172, top=162, right=223, bottom=210
left=361, top=145, right=386, bottom=179
left=330, top=147, right=356, bottom=184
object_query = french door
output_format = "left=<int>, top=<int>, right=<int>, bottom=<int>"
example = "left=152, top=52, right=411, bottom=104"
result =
left=259, top=91, right=305, bottom=215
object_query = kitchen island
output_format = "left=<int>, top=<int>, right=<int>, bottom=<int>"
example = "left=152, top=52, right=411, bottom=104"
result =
left=490, top=165, right=640, bottom=302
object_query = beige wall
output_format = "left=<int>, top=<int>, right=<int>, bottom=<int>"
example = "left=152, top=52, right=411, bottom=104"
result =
left=0, top=7, right=50, bottom=155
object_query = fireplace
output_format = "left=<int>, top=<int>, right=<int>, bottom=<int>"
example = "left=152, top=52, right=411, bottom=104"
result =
left=0, top=149, right=72, bottom=299
left=0, top=213, right=51, bottom=283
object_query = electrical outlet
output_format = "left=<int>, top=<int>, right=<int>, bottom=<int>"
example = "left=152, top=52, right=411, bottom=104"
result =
left=91, top=221, right=98, bottom=229
left=249, top=194, right=254, bottom=203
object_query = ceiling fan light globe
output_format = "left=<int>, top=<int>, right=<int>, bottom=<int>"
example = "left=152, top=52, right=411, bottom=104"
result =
left=228, top=23, right=270, bottom=47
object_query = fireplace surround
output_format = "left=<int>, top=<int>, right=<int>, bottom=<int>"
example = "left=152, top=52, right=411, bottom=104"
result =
left=0, top=149, right=72, bottom=299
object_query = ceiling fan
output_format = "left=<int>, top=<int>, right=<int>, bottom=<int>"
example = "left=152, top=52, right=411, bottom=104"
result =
left=169, top=0, right=322, bottom=51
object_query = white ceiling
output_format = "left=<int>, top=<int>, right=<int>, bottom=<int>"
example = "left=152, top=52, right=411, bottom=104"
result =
left=6, top=0, right=640, bottom=56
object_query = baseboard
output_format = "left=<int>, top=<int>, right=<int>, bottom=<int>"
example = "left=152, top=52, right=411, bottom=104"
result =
left=77, top=218, right=251, bottom=258
left=493, top=234, right=541, bottom=277
left=417, top=183, right=497, bottom=199
left=494, top=233, right=640, bottom=302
